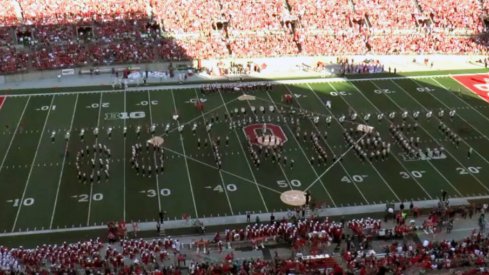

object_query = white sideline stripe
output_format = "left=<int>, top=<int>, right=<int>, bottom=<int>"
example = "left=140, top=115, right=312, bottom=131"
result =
left=12, top=96, right=55, bottom=232
left=2, top=194, right=488, bottom=238
left=2, top=71, right=489, bottom=98
left=49, top=94, right=79, bottom=229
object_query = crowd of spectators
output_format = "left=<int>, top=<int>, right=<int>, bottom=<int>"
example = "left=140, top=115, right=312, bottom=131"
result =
left=0, top=0, right=487, bottom=73
left=0, top=0, right=19, bottom=26
left=288, top=0, right=352, bottom=31
left=352, top=0, right=418, bottom=31
left=419, top=0, right=482, bottom=31
left=229, top=32, right=299, bottom=58
left=18, top=0, right=148, bottom=25
left=150, top=0, right=223, bottom=34
left=221, top=0, right=286, bottom=32
left=2, top=203, right=489, bottom=274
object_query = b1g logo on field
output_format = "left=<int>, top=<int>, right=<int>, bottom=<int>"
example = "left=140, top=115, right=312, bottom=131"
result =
left=104, top=111, right=146, bottom=120
left=243, top=123, right=287, bottom=145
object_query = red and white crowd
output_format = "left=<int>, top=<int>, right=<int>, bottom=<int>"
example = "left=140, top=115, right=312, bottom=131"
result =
left=3, top=209, right=489, bottom=274
left=0, top=0, right=488, bottom=73
left=344, top=230, right=489, bottom=274
left=418, top=0, right=483, bottom=31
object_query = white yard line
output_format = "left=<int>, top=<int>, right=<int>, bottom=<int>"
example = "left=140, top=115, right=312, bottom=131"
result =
left=11, top=96, right=55, bottom=232
left=305, top=83, right=401, bottom=201
left=215, top=89, right=269, bottom=212
left=265, top=91, right=343, bottom=206
left=374, top=80, right=479, bottom=194
left=0, top=97, right=30, bottom=174
left=278, top=87, right=351, bottom=205
left=170, top=89, right=199, bottom=218
left=303, top=134, right=365, bottom=193
left=161, top=146, right=283, bottom=194
left=345, top=81, right=436, bottom=199
left=192, top=89, right=234, bottom=215
left=123, top=90, right=127, bottom=221
left=3, top=71, right=488, bottom=98
left=49, top=94, right=79, bottom=229
left=86, top=93, right=103, bottom=226
left=161, top=98, right=239, bottom=136
left=282, top=87, right=341, bottom=201
left=429, top=77, right=489, bottom=165
left=147, top=90, right=162, bottom=211
left=240, top=92, right=295, bottom=192
left=389, top=79, right=489, bottom=192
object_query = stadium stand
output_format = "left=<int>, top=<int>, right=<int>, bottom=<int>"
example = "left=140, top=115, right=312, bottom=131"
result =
left=3, top=206, right=489, bottom=274
left=0, top=0, right=487, bottom=73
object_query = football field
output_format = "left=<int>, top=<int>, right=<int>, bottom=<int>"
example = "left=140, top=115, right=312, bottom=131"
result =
left=1, top=73, right=489, bottom=235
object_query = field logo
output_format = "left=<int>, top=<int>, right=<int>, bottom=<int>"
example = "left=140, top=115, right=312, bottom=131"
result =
left=104, top=111, right=146, bottom=120
left=186, top=98, right=207, bottom=104
left=243, top=123, right=287, bottom=145
left=0, top=96, right=5, bottom=110
left=452, top=74, right=489, bottom=102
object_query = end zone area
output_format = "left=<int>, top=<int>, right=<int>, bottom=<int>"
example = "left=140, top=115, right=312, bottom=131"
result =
left=452, top=74, right=489, bottom=102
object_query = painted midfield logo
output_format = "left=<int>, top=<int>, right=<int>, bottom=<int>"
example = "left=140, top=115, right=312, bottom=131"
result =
left=242, top=123, right=287, bottom=145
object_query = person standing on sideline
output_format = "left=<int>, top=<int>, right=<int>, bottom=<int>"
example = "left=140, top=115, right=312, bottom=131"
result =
left=159, top=211, right=165, bottom=224
left=441, top=189, right=448, bottom=202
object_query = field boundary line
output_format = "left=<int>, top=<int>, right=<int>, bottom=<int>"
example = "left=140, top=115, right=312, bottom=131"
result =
left=215, top=89, right=269, bottom=212
left=49, top=94, right=79, bottom=229
left=170, top=89, right=199, bottom=218
left=3, top=72, right=489, bottom=98
left=4, top=194, right=489, bottom=238
left=12, top=95, right=55, bottom=232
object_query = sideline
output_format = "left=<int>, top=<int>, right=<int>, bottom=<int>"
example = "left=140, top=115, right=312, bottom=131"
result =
left=1, top=71, right=488, bottom=98
left=1, top=194, right=486, bottom=238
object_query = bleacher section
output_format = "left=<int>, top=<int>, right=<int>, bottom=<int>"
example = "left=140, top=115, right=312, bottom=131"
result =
left=0, top=0, right=487, bottom=73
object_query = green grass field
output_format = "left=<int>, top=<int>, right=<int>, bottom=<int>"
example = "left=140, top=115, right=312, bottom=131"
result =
left=1, top=73, right=489, bottom=239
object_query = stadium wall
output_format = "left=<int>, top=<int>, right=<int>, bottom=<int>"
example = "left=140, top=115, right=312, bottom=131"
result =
left=0, top=54, right=486, bottom=86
